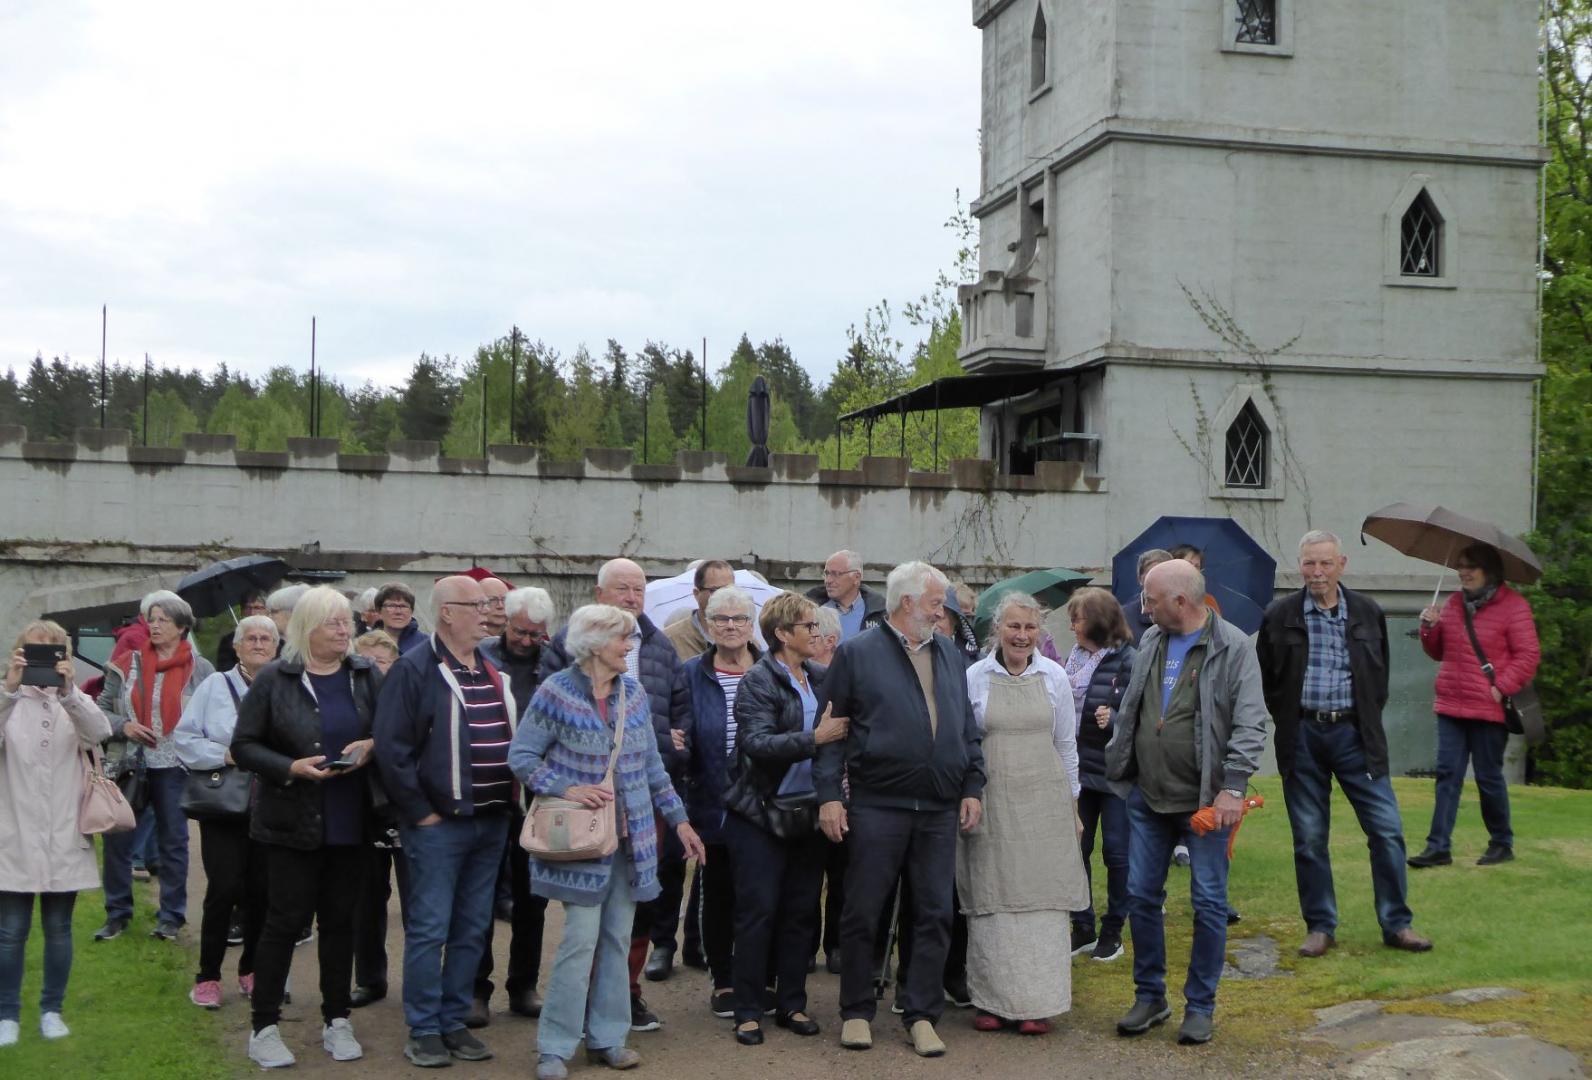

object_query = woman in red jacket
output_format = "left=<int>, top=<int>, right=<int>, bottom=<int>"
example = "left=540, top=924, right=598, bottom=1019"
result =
left=1408, top=543, right=1540, bottom=869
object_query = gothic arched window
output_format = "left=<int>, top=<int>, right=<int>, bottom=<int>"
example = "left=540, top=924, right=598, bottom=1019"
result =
left=1030, top=5, right=1048, bottom=93
left=1224, top=399, right=1269, bottom=488
left=1400, top=189, right=1443, bottom=277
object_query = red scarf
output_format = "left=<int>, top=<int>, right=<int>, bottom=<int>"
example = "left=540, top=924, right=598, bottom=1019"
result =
left=135, top=639, right=194, bottom=737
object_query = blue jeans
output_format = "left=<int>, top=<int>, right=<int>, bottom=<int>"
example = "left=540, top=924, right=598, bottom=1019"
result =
left=102, top=766, right=189, bottom=924
left=1125, top=788, right=1231, bottom=1016
left=398, top=813, right=508, bottom=1037
left=1427, top=715, right=1513, bottom=852
left=538, top=853, right=636, bottom=1061
left=130, top=812, right=158, bottom=869
left=0, top=892, right=78, bottom=1021
left=1283, top=719, right=1412, bottom=937
left=1072, top=785, right=1130, bottom=937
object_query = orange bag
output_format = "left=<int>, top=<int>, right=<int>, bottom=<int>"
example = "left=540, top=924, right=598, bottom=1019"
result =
left=1188, top=794, right=1264, bottom=859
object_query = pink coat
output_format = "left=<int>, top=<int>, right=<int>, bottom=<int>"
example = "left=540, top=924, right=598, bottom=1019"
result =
left=0, top=685, right=113, bottom=893
left=1419, top=585, right=1541, bottom=724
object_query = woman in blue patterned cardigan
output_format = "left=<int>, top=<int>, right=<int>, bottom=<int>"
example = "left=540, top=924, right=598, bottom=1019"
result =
left=509, top=604, right=706, bottom=1080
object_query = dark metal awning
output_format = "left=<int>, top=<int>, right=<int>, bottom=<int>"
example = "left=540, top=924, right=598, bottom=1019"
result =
left=838, top=369, right=1062, bottom=424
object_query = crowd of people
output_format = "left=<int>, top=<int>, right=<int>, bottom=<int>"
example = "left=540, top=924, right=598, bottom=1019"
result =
left=0, top=529, right=1540, bottom=1069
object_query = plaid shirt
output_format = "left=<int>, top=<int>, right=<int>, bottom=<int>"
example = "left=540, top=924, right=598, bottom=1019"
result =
left=1301, top=591, right=1354, bottom=711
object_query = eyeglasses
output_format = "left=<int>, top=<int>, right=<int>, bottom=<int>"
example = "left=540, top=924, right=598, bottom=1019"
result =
left=442, top=600, right=491, bottom=613
left=708, top=614, right=752, bottom=627
left=822, top=569, right=860, bottom=579
left=381, top=601, right=412, bottom=612
left=1454, top=562, right=1479, bottom=571
left=483, top=597, right=506, bottom=608
left=507, top=626, right=549, bottom=643
left=790, top=621, right=821, bottom=633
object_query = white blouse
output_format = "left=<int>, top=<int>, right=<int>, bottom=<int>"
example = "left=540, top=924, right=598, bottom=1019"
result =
left=966, top=651, right=1080, bottom=799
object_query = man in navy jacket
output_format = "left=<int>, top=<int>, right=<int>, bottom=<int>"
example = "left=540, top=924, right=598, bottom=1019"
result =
left=814, top=561, right=985, bottom=1058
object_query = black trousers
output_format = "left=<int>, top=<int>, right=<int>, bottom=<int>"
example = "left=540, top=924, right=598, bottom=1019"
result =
left=895, top=877, right=967, bottom=989
left=644, top=825, right=687, bottom=950
left=810, top=836, right=848, bottom=957
left=353, top=843, right=410, bottom=991
left=251, top=844, right=363, bottom=1033
left=723, top=812, right=825, bottom=1024
left=696, top=841, right=735, bottom=990
left=838, top=805, right=956, bottom=1027
left=195, top=817, right=266, bottom=984
left=475, top=813, right=548, bottom=998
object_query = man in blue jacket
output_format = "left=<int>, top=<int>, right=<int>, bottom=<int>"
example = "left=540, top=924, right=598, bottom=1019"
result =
left=375, top=575, right=518, bottom=1068
left=814, top=561, right=986, bottom=1059
left=538, top=557, right=684, bottom=1029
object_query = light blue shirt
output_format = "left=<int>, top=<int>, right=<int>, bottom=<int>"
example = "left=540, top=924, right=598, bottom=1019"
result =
left=773, top=658, right=819, bottom=797
left=1161, top=629, right=1203, bottom=713
left=827, top=597, right=867, bottom=642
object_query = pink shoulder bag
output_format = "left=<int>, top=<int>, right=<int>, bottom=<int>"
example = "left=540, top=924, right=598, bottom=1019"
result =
left=79, top=744, right=137, bottom=835
left=520, top=680, right=627, bottom=862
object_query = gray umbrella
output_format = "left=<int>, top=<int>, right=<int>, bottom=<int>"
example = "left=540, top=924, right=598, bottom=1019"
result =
left=746, top=375, right=771, bottom=467
left=1361, top=502, right=1541, bottom=608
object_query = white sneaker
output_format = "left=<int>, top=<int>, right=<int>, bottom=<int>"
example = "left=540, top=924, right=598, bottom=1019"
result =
left=248, top=1025, right=297, bottom=1069
left=0, top=1019, right=18, bottom=1048
left=40, top=1012, right=70, bottom=1039
left=322, top=1018, right=363, bottom=1061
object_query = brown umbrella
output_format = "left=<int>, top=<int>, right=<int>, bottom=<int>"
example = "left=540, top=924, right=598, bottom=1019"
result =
left=1360, top=503, right=1542, bottom=593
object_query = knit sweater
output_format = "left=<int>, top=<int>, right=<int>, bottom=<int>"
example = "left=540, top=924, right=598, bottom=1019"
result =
left=508, top=665, right=687, bottom=906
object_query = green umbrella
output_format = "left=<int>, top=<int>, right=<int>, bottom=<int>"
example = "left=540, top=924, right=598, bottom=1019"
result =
left=973, top=567, right=1094, bottom=640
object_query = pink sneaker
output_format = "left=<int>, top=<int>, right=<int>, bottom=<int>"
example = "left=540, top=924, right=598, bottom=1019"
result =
left=190, top=980, right=223, bottom=1009
left=239, top=973, right=255, bottom=999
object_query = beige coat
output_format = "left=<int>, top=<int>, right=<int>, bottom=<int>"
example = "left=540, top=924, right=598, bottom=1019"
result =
left=0, top=685, right=113, bottom=893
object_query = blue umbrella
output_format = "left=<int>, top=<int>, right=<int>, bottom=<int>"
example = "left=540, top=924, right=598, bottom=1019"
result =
left=1110, top=516, right=1276, bottom=634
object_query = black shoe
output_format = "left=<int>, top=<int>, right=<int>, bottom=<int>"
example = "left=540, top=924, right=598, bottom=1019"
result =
left=440, top=1028, right=493, bottom=1062
left=94, top=918, right=130, bottom=942
left=1070, top=924, right=1098, bottom=956
left=734, top=1023, right=764, bottom=1046
left=464, top=995, right=490, bottom=1029
left=942, top=975, right=972, bottom=1009
left=1407, top=846, right=1452, bottom=868
left=825, top=948, right=842, bottom=975
left=150, top=919, right=181, bottom=941
left=643, top=945, right=674, bottom=982
left=350, top=984, right=387, bottom=1008
left=1092, top=929, right=1124, bottom=962
left=710, top=989, right=734, bottom=1019
left=1477, top=844, right=1514, bottom=866
left=1177, top=1011, right=1214, bottom=1045
left=403, top=1034, right=453, bottom=1068
left=630, top=994, right=661, bottom=1032
left=775, top=1012, right=821, bottom=1037
left=1226, top=908, right=1242, bottom=926
left=508, top=989, right=543, bottom=1018
left=1117, top=998, right=1171, bottom=1036
left=681, top=946, right=708, bottom=971
left=227, top=921, right=245, bottom=947
left=494, top=898, right=513, bottom=923
left=295, top=925, right=315, bottom=947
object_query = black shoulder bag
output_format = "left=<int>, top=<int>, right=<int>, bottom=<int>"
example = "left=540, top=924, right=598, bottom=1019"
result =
left=1459, top=603, right=1546, bottom=747
left=180, top=676, right=256, bottom=820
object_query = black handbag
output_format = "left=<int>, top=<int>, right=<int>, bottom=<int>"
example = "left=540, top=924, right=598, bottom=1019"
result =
left=181, top=766, right=254, bottom=820
left=764, top=792, right=818, bottom=840
left=1459, top=603, right=1546, bottom=746
left=116, top=746, right=149, bottom=813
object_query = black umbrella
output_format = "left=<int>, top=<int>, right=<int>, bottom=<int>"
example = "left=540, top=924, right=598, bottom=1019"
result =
left=746, top=375, right=771, bottom=467
left=177, top=555, right=289, bottom=619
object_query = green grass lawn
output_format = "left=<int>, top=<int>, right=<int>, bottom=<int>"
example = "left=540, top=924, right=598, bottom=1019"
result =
left=5, top=879, right=238, bottom=1079
left=1069, top=777, right=1592, bottom=1061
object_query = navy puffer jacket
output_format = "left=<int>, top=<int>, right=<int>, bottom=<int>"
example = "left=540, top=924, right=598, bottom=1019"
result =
left=539, top=612, right=685, bottom=775
left=1076, top=643, right=1136, bottom=792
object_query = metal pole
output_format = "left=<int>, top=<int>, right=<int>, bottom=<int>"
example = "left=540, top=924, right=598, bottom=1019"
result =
left=509, top=326, right=519, bottom=444
left=934, top=381, right=941, bottom=471
left=141, top=352, right=150, bottom=446
left=700, top=337, right=707, bottom=451
left=836, top=422, right=841, bottom=469
left=899, top=400, right=906, bottom=458
left=642, top=383, right=649, bottom=463
left=867, top=419, right=873, bottom=456
left=481, top=371, right=488, bottom=457
left=310, top=317, right=318, bottom=437
left=99, top=305, right=107, bottom=429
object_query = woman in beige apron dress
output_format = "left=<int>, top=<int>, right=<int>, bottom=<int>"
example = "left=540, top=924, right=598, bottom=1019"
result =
left=958, top=592, right=1088, bottom=1035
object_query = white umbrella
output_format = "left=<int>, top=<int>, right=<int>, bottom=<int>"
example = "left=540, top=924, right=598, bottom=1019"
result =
left=645, top=569, right=785, bottom=647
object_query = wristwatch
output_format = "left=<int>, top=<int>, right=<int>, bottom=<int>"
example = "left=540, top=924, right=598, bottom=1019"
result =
left=1222, top=788, right=1245, bottom=800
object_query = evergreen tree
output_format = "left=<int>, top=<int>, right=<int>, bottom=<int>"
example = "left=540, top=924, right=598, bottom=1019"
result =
left=396, top=353, right=458, bottom=443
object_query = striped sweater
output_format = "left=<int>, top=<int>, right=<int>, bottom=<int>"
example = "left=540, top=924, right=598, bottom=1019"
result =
left=508, top=665, right=687, bottom=905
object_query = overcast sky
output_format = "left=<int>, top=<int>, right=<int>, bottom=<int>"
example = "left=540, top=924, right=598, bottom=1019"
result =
left=0, top=2, right=981, bottom=390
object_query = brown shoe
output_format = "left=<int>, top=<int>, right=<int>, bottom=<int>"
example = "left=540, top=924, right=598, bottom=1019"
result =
left=1383, top=928, right=1433, bottom=953
left=1297, top=931, right=1335, bottom=958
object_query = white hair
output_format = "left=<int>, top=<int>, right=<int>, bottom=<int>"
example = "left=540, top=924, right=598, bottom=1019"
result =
left=812, top=605, right=841, bottom=639
left=282, top=586, right=354, bottom=664
left=356, top=587, right=378, bottom=613
left=1298, top=529, right=1343, bottom=555
left=565, top=603, right=637, bottom=663
left=885, top=561, right=949, bottom=613
left=232, top=614, right=280, bottom=646
left=827, top=549, right=862, bottom=573
left=267, top=583, right=309, bottom=615
left=140, top=589, right=195, bottom=632
left=505, top=586, right=555, bottom=625
left=705, top=585, right=755, bottom=619
left=596, top=558, right=644, bottom=589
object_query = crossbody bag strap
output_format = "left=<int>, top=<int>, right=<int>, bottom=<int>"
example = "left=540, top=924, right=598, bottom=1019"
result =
left=1458, top=603, right=1497, bottom=684
left=601, top=678, right=626, bottom=786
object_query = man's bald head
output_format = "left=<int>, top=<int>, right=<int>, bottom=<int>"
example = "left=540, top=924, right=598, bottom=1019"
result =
left=1143, top=559, right=1209, bottom=635
left=431, top=575, right=489, bottom=648
left=595, top=558, right=647, bottom=614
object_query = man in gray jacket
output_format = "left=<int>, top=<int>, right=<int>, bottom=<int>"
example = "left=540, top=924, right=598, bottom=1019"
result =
left=1105, top=559, right=1267, bottom=1047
